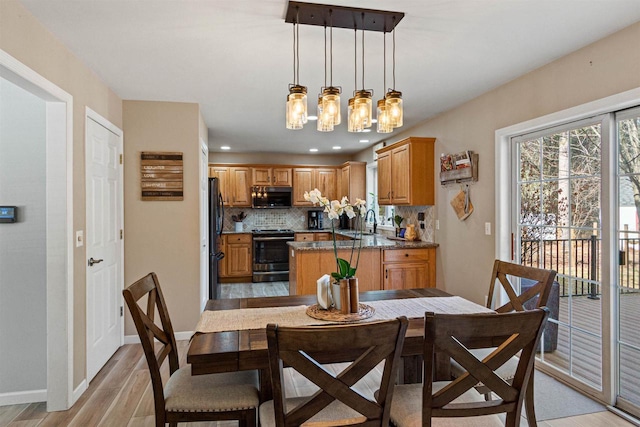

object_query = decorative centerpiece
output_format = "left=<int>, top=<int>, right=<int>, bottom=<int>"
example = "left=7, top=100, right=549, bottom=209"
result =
left=304, top=189, right=373, bottom=316
left=232, top=211, right=246, bottom=232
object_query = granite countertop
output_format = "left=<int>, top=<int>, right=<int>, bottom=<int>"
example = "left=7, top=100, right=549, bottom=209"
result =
left=288, top=233, right=438, bottom=250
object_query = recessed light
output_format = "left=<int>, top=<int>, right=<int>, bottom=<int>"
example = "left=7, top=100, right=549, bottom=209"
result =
left=307, top=115, right=318, bottom=121
left=359, top=139, right=369, bottom=143
left=309, top=148, right=318, bottom=152
left=362, top=128, right=371, bottom=133
left=332, top=146, right=342, bottom=150
left=220, top=146, right=231, bottom=150
left=371, top=118, right=378, bottom=123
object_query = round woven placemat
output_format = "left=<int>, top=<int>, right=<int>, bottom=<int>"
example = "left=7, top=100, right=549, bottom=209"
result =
left=306, top=303, right=375, bottom=322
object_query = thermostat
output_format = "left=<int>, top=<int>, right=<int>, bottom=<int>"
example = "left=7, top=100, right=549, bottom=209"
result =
left=0, top=206, right=17, bottom=223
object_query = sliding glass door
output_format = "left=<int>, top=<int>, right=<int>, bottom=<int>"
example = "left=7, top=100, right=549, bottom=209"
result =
left=616, top=107, right=640, bottom=417
left=513, top=116, right=607, bottom=396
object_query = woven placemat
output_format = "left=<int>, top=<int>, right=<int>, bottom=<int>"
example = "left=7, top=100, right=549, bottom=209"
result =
left=306, top=303, right=375, bottom=323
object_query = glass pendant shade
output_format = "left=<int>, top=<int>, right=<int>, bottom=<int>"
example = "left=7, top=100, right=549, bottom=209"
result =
left=376, top=99, right=392, bottom=133
left=385, top=90, right=403, bottom=128
left=321, top=87, right=341, bottom=126
left=286, top=85, right=307, bottom=130
left=317, top=96, right=334, bottom=132
left=354, top=90, right=373, bottom=128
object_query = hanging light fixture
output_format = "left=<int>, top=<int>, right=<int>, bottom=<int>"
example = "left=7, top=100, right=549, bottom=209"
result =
left=353, top=13, right=373, bottom=129
left=377, top=31, right=392, bottom=134
left=386, top=17, right=403, bottom=128
left=285, top=9, right=307, bottom=130
left=320, top=9, right=341, bottom=127
left=284, top=2, right=404, bottom=132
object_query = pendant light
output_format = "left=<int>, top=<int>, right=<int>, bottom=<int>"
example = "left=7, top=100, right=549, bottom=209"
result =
left=377, top=31, right=392, bottom=133
left=385, top=17, right=403, bottom=128
left=286, top=10, right=307, bottom=130
left=320, top=10, right=341, bottom=127
left=353, top=13, right=373, bottom=129
left=317, top=95, right=334, bottom=131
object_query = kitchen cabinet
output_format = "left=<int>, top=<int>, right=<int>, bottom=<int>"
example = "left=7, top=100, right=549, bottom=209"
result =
left=382, top=248, right=436, bottom=290
left=208, top=166, right=251, bottom=207
left=295, top=232, right=332, bottom=242
left=339, top=161, right=366, bottom=202
left=219, top=233, right=252, bottom=280
left=289, top=248, right=381, bottom=295
left=293, top=167, right=337, bottom=206
left=252, top=167, right=292, bottom=186
left=376, top=137, right=435, bottom=206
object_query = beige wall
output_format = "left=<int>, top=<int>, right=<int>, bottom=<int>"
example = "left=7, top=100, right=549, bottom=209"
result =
left=0, top=0, right=123, bottom=387
left=363, top=21, right=640, bottom=305
left=123, top=101, right=202, bottom=335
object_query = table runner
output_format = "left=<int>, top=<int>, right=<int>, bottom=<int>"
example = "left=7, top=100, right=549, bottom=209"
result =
left=195, top=296, right=493, bottom=334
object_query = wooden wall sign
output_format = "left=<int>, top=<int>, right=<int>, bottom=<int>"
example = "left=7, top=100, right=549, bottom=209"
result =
left=140, top=151, right=184, bottom=201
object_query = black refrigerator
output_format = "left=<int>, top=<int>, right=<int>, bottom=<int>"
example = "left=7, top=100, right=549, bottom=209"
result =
left=208, top=177, right=225, bottom=299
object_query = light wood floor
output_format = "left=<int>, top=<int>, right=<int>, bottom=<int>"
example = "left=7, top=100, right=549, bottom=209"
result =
left=1, top=281, right=637, bottom=427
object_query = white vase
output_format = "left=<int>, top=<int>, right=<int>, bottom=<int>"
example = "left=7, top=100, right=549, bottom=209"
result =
left=234, top=222, right=243, bottom=232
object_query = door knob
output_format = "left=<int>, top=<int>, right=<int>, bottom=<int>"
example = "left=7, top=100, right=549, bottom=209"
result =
left=88, top=257, right=104, bottom=266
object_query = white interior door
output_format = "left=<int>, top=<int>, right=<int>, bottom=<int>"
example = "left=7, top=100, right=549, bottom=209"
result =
left=85, top=114, right=123, bottom=382
left=200, top=139, right=209, bottom=311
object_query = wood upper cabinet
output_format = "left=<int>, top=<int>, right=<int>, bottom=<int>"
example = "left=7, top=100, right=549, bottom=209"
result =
left=230, top=167, right=251, bottom=207
left=376, top=137, right=435, bottom=206
left=293, top=167, right=337, bottom=206
left=209, top=166, right=250, bottom=207
left=382, top=248, right=436, bottom=290
left=339, top=161, right=366, bottom=202
left=220, top=233, right=252, bottom=278
left=209, top=166, right=230, bottom=204
left=252, top=167, right=292, bottom=186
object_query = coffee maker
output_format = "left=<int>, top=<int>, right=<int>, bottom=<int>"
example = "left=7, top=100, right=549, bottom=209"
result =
left=307, top=210, right=323, bottom=230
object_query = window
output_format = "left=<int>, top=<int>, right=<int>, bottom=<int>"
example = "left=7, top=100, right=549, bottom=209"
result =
left=366, top=163, right=394, bottom=228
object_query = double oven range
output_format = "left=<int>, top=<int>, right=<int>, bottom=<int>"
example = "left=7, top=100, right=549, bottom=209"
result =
left=252, top=229, right=294, bottom=282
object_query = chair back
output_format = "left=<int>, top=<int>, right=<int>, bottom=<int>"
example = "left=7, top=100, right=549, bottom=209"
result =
left=266, top=317, right=409, bottom=427
left=423, top=309, right=549, bottom=427
left=122, top=272, right=179, bottom=417
left=487, top=260, right=556, bottom=313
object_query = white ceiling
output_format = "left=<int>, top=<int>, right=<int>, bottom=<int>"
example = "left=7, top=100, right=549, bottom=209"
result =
left=19, top=0, right=640, bottom=155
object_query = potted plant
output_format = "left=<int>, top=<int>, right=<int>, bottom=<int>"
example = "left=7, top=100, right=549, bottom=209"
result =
left=231, top=211, right=246, bottom=232
left=304, top=189, right=366, bottom=314
left=390, top=214, right=404, bottom=237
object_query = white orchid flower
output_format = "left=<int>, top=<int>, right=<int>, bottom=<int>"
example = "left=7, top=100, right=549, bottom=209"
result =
left=344, top=204, right=356, bottom=219
left=327, top=208, right=339, bottom=220
left=330, top=199, right=344, bottom=215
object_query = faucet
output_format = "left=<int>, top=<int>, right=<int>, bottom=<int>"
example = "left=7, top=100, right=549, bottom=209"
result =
left=364, top=209, right=377, bottom=234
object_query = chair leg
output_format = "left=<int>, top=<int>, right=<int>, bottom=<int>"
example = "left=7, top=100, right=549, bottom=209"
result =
left=525, top=376, right=537, bottom=427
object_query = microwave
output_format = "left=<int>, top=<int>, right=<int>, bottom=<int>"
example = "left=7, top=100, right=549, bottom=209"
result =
left=252, top=186, right=292, bottom=208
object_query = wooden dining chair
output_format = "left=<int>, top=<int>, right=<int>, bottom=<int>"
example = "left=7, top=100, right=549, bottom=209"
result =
left=123, top=272, right=259, bottom=427
left=390, top=308, right=550, bottom=427
left=259, top=317, right=409, bottom=427
left=450, top=260, right=557, bottom=426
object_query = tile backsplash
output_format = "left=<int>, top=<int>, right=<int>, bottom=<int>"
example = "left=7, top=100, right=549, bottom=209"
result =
left=224, top=205, right=435, bottom=243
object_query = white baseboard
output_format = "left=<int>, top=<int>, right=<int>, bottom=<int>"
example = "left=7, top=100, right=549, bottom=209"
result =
left=72, top=380, right=87, bottom=404
left=0, top=389, right=47, bottom=406
left=124, top=331, right=194, bottom=344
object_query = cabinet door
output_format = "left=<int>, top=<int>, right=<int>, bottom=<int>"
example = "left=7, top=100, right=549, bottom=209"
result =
left=210, top=166, right=230, bottom=204
left=230, top=167, right=251, bottom=206
left=252, top=167, right=271, bottom=186
left=391, top=144, right=411, bottom=204
left=293, top=168, right=314, bottom=206
left=377, top=151, right=392, bottom=205
left=272, top=168, right=293, bottom=186
left=226, top=243, right=252, bottom=276
left=383, top=262, right=428, bottom=290
left=316, top=168, right=337, bottom=201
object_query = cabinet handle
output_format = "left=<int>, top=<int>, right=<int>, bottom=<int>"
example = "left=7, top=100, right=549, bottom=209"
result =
left=385, top=269, right=388, bottom=279
left=387, top=191, right=390, bottom=199
left=268, top=176, right=271, bottom=182
left=405, top=253, right=409, bottom=257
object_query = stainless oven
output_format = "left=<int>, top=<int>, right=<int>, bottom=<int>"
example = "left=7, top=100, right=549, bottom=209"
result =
left=252, top=229, right=294, bottom=282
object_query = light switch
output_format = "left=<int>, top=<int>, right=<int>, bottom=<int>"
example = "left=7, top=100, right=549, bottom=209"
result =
left=484, top=222, right=491, bottom=235
left=435, top=220, right=440, bottom=230
left=76, top=230, right=84, bottom=247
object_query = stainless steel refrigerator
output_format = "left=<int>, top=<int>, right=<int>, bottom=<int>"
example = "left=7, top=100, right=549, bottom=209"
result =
left=208, top=177, right=225, bottom=299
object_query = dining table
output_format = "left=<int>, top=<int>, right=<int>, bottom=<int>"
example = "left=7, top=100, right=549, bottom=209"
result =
left=187, top=287, right=492, bottom=401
